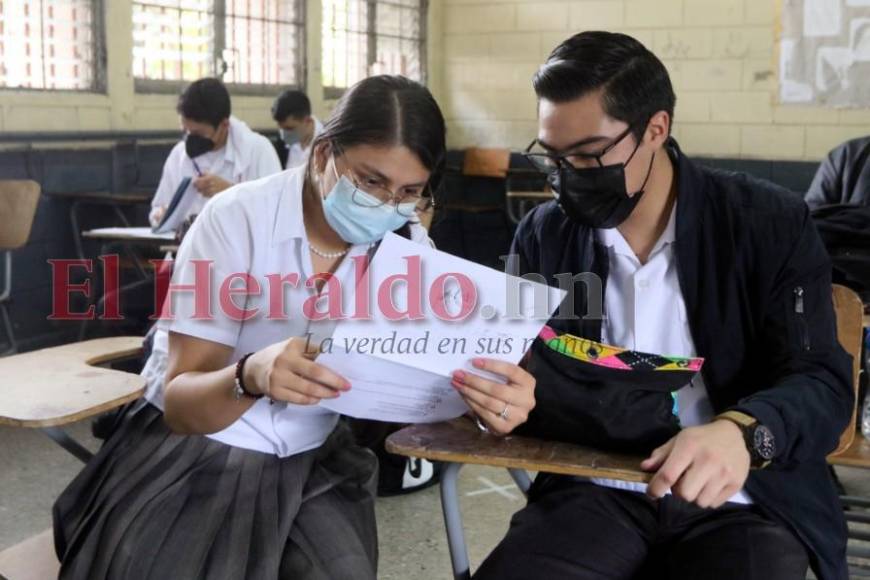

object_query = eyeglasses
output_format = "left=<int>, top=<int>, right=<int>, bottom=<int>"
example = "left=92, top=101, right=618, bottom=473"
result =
left=335, top=158, right=434, bottom=218
left=523, top=125, right=636, bottom=174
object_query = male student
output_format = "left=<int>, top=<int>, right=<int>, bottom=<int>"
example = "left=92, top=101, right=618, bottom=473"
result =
left=271, top=89, right=324, bottom=169
left=805, top=135, right=870, bottom=209
left=475, top=31, right=853, bottom=580
left=149, top=78, right=281, bottom=228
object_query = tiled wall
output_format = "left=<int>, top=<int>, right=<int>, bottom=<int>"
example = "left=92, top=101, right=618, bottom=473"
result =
left=435, top=0, right=870, bottom=160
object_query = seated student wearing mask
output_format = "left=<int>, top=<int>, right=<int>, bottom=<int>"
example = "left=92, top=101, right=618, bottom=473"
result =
left=805, top=135, right=870, bottom=209
left=272, top=89, right=324, bottom=169
left=149, top=77, right=281, bottom=227
left=474, top=32, right=853, bottom=580
left=53, top=75, right=537, bottom=580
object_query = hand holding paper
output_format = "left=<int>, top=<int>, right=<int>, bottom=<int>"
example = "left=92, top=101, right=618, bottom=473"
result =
left=451, top=357, right=537, bottom=435
left=317, top=233, right=566, bottom=424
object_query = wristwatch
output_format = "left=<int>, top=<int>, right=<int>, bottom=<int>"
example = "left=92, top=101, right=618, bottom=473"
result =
left=715, top=411, right=776, bottom=469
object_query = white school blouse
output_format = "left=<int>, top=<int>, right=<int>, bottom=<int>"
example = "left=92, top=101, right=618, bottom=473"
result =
left=591, top=204, right=752, bottom=504
left=148, top=166, right=431, bottom=457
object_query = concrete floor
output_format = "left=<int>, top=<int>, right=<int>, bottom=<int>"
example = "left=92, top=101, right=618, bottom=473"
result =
left=0, top=420, right=520, bottom=579
left=3, top=420, right=870, bottom=579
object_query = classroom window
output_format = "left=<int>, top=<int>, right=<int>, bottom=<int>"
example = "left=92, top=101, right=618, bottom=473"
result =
left=132, top=0, right=304, bottom=93
left=0, top=0, right=104, bottom=91
left=322, top=0, right=426, bottom=98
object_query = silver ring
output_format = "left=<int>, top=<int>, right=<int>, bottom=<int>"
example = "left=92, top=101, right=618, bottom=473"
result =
left=499, top=403, right=510, bottom=421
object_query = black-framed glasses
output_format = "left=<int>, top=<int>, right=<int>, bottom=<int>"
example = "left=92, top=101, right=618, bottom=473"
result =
left=522, top=125, right=636, bottom=174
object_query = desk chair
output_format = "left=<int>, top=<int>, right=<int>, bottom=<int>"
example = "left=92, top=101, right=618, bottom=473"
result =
left=387, top=284, right=864, bottom=580
left=0, top=180, right=40, bottom=355
left=504, top=153, right=550, bottom=224
left=0, top=335, right=145, bottom=460
left=0, top=336, right=145, bottom=580
left=462, top=148, right=510, bottom=180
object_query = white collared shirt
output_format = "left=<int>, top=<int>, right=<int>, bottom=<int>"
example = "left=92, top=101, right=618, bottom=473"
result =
left=285, top=116, right=324, bottom=170
left=590, top=204, right=752, bottom=504
left=142, top=166, right=431, bottom=457
left=149, top=116, right=282, bottom=226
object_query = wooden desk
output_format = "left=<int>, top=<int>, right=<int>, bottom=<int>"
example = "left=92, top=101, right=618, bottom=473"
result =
left=0, top=336, right=145, bottom=462
left=387, top=417, right=649, bottom=482
left=505, top=190, right=552, bottom=200
left=387, top=417, right=647, bottom=580
left=45, top=191, right=152, bottom=261
left=78, top=229, right=173, bottom=341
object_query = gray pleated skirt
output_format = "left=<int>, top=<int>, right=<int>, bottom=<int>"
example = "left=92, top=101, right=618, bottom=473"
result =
left=53, top=400, right=379, bottom=580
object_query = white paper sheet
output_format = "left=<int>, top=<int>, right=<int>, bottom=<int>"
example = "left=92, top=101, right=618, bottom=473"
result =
left=318, top=233, right=566, bottom=423
left=84, top=227, right=176, bottom=241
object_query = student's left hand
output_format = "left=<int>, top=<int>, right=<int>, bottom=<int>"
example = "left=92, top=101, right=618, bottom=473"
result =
left=641, top=420, right=751, bottom=509
left=193, top=174, right=233, bottom=197
left=451, top=358, right=536, bottom=436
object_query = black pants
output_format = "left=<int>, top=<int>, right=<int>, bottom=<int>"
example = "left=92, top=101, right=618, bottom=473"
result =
left=473, top=476, right=808, bottom=580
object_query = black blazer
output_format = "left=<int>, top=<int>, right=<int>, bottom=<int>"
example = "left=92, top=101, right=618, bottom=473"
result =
left=512, top=139, right=855, bottom=580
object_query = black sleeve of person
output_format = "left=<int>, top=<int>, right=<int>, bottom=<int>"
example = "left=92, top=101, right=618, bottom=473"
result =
left=732, top=206, right=855, bottom=469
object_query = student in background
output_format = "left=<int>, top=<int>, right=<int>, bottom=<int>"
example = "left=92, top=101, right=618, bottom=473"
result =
left=272, top=89, right=324, bottom=169
left=805, top=135, right=870, bottom=209
left=149, top=78, right=281, bottom=227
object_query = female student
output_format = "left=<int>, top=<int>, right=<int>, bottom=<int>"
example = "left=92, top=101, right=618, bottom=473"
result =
left=53, top=75, right=536, bottom=580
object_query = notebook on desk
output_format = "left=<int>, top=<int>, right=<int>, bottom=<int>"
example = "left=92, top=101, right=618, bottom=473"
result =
left=152, top=176, right=193, bottom=234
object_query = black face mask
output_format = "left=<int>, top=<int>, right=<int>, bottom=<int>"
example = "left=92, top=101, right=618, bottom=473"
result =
left=184, top=133, right=215, bottom=159
left=548, top=143, right=655, bottom=229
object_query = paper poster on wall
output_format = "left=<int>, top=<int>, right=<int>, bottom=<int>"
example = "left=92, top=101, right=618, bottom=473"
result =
left=804, top=0, right=843, bottom=36
left=851, top=18, right=870, bottom=60
left=780, top=0, right=870, bottom=106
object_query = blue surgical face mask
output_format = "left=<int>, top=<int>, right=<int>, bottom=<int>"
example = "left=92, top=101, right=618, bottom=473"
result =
left=321, top=160, right=416, bottom=245
left=279, top=128, right=301, bottom=147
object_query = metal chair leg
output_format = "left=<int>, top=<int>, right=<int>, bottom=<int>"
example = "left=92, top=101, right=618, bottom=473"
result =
left=41, top=427, right=94, bottom=463
left=440, top=462, right=471, bottom=580
left=507, top=468, right=532, bottom=497
left=0, top=300, right=16, bottom=356
left=0, top=251, right=16, bottom=356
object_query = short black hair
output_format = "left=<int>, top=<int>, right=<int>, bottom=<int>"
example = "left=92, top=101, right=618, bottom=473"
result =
left=534, top=31, right=676, bottom=140
left=272, top=89, right=312, bottom=122
left=176, top=78, right=231, bottom=128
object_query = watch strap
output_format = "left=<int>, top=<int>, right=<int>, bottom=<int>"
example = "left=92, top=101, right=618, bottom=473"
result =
left=716, top=410, right=757, bottom=428
left=715, top=411, right=771, bottom=469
